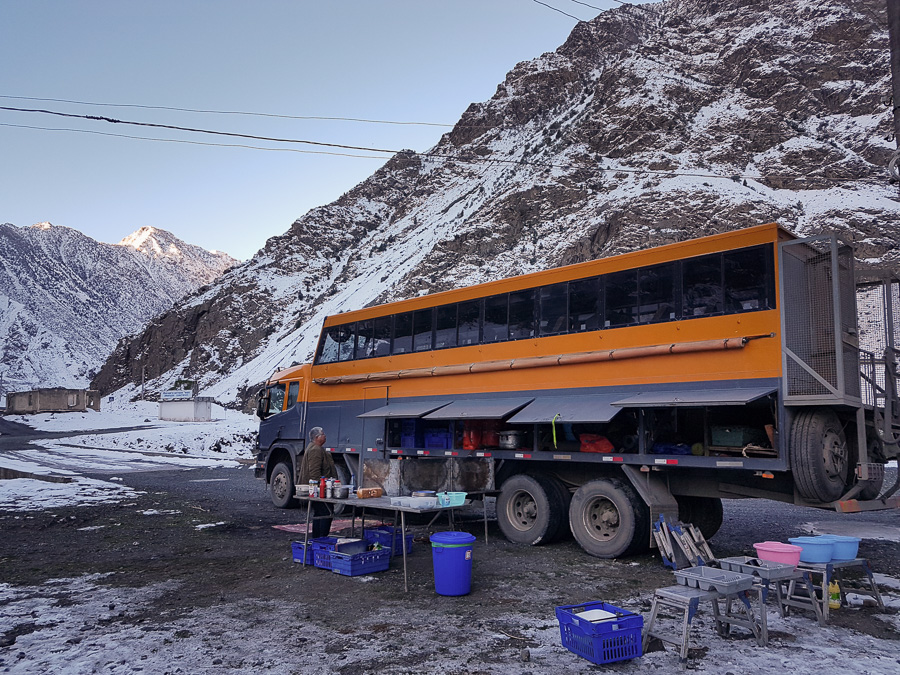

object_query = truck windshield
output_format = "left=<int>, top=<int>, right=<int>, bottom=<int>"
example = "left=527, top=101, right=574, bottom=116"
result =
left=267, top=383, right=286, bottom=414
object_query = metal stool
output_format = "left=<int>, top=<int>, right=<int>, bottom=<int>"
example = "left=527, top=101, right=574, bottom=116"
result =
left=643, top=584, right=765, bottom=661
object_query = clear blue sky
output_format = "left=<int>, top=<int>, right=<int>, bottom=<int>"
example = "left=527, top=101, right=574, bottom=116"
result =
left=1, top=1, right=643, bottom=260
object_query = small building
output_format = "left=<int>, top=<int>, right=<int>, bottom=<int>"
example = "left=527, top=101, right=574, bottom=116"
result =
left=6, top=388, right=101, bottom=414
left=159, top=383, right=215, bottom=422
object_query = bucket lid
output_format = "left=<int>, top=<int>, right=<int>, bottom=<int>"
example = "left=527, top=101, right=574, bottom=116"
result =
left=430, top=531, right=476, bottom=546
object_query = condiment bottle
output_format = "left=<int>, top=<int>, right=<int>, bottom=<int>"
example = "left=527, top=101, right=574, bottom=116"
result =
left=319, top=476, right=326, bottom=499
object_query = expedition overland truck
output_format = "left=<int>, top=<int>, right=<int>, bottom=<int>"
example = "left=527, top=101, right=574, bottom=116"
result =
left=254, top=223, right=900, bottom=558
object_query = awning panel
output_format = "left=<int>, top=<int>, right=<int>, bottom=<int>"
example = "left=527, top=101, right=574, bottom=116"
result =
left=422, top=397, right=533, bottom=420
left=507, top=395, right=623, bottom=424
left=357, top=400, right=452, bottom=418
left=613, top=387, right=777, bottom=408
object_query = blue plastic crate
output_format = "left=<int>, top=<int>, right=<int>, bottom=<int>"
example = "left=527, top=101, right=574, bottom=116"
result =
left=424, top=431, right=451, bottom=449
left=310, top=536, right=339, bottom=570
left=291, top=541, right=314, bottom=565
left=330, top=548, right=391, bottom=576
left=555, top=602, right=642, bottom=665
left=364, top=527, right=414, bottom=555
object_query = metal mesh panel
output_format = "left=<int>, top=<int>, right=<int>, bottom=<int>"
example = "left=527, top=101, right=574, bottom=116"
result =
left=781, top=240, right=837, bottom=397
left=858, top=282, right=900, bottom=408
left=838, top=247, right=860, bottom=398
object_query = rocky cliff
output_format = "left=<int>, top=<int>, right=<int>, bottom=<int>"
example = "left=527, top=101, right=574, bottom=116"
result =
left=91, top=0, right=900, bottom=407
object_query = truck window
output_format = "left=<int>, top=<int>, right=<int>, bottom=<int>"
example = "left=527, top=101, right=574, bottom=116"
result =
left=267, top=383, right=286, bottom=414
left=509, top=289, right=536, bottom=340
left=393, top=312, right=413, bottom=354
left=458, top=299, right=482, bottom=346
left=413, top=308, right=434, bottom=352
left=373, top=316, right=392, bottom=356
left=540, top=282, right=568, bottom=336
left=483, top=293, right=509, bottom=343
left=605, top=270, right=637, bottom=328
left=639, top=262, right=676, bottom=324
left=683, top=252, right=723, bottom=317
left=435, top=304, right=458, bottom=349
left=724, top=245, right=771, bottom=312
left=570, top=277, right=600, bottom=332
left=286, top=381, right=299, bottom=408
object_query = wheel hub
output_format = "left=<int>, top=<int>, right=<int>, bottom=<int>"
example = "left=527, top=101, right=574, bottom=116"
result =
left=272, top=472, right=288, bottom=500
left=585, top=497, right=619, bottom=540
left=508, top=490, right=538, bottom=531
left=823, top=429, right=848, bottom=480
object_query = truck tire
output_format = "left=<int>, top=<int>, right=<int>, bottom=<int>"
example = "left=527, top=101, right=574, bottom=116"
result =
left=790, top=409, right=849, bottom=503
left=569, top=478, right=649, bottom=558
left=497, top=474, right=567, bottom=546
left=546, top=476, right=573, bottom=541
left=847, top=433, right=885, bottom=501
left=270, top=462, right=296, bottom=509
left=332, top=463, right=350, bottom=516
left=675, top=496, right=724, bottom=540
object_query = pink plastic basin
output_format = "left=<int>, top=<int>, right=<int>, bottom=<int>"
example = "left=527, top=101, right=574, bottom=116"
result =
left=753, top=541, right=802, bottom=566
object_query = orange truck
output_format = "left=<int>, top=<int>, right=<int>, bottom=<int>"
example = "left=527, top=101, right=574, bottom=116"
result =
left=254, top=223, right=899, bottom=557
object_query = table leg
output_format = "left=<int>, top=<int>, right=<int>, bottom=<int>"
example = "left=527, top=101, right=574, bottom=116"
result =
left=302, top=500, right=312, bottom=568
left=401, top=510, right=409, bottom=593
left=483, top=500, right=489, bottom=545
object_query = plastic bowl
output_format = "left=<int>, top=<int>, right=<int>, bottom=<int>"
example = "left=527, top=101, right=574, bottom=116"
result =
left=788, top=536, right=834, bottom=563
left=816, top=534, right=860, bottom=560
left=753, top=541, right=802, bottom=566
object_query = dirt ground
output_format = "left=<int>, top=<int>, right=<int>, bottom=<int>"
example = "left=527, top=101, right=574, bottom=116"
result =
left=1, top=466, right=899, bottom=674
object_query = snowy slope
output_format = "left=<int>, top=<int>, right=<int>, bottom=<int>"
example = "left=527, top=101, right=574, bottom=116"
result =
left=0, top=223, right=236, bottom=393
left=93, top=0, right=900, bottom=407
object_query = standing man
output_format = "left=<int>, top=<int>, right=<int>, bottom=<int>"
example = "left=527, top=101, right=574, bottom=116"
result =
left=298, top=426, right=338, bottom=538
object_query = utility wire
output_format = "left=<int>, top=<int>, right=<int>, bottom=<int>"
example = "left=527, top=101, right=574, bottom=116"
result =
left=0, top=122, right=391, bottom=160
left=0, top=95, right=453, bottom=128
left=3, top=118, right=884, bottom=186
left=1, top=93, right=820, bottom=139
left=532, top=0, right=585, bottom=22
left=0, top=105, right=401, bottom=154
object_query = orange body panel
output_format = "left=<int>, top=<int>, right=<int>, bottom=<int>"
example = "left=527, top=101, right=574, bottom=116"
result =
left=270, top=223, right=786, bottom=406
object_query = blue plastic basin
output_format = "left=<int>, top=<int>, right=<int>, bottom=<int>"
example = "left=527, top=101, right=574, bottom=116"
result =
left=788, top=536, right=834, bottom=563
left=816, top=535, right=860, bottom=560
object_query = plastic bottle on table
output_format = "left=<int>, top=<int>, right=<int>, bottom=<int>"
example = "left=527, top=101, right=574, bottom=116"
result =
left=319, top=476, right=326, bottom=500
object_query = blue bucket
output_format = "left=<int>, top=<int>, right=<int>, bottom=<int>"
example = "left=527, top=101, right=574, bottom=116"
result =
left=430, top=531, right=476, bottom=596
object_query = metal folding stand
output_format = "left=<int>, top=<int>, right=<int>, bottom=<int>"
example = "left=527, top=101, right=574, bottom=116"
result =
left=787, top=558, right=885, bottom=622
left=772, top=569, right=826, bottom=626
left=642, top=585, right=764, bottom=661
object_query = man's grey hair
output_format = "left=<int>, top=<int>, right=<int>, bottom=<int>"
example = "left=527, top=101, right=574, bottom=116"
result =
left=309, top=427, right=324, bottom=442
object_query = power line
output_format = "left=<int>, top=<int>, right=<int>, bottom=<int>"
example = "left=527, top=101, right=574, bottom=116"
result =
left=0, top=105, right=401, bottom=154
left=0, top=122, right=392, bottom=160
left=2, top=117, right=884, bottom=187
left=532, top=0, right=585, bottom=22
left=0, top=94, right=453, bottom=128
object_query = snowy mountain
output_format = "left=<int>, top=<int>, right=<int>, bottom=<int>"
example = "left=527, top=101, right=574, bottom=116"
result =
left=93, top=0, right=899, bottom=407
left=0, top=223, right=236, bottom=393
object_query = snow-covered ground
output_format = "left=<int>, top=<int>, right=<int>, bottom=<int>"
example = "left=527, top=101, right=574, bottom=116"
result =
left=0, top=399, right=258, bottom=511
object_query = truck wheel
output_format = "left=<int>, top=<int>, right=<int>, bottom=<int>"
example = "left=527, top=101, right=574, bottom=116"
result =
left=270, top=462, right=296, bottom=509
left=497, top=474, right=566, bottom=545
left=546, top=476, right=573, bottom=541
left=332, top=463, right=350, bottom=516
left=675, top=496, right=723, bottom=540
left=790, top=409, right=849, bottom=503
left=569, top=478, right=649, bottom=558
left=847, top=433, right=885, bottom=500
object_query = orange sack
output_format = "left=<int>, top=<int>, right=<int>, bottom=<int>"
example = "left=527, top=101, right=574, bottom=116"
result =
left=580, top=433, right=614, bottom=453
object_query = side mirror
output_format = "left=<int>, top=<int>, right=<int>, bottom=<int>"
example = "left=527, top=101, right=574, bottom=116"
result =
left=256, top=391, right=270, bottom=419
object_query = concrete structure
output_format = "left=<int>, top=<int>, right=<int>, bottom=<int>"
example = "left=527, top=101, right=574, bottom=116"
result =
left=6, top=388, right=101, bottom=414
left=159, top=396, right=214, bottom=422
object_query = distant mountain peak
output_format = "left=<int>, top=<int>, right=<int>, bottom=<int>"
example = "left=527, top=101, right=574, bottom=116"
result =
left=0, top=221, right=238, bottom=392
